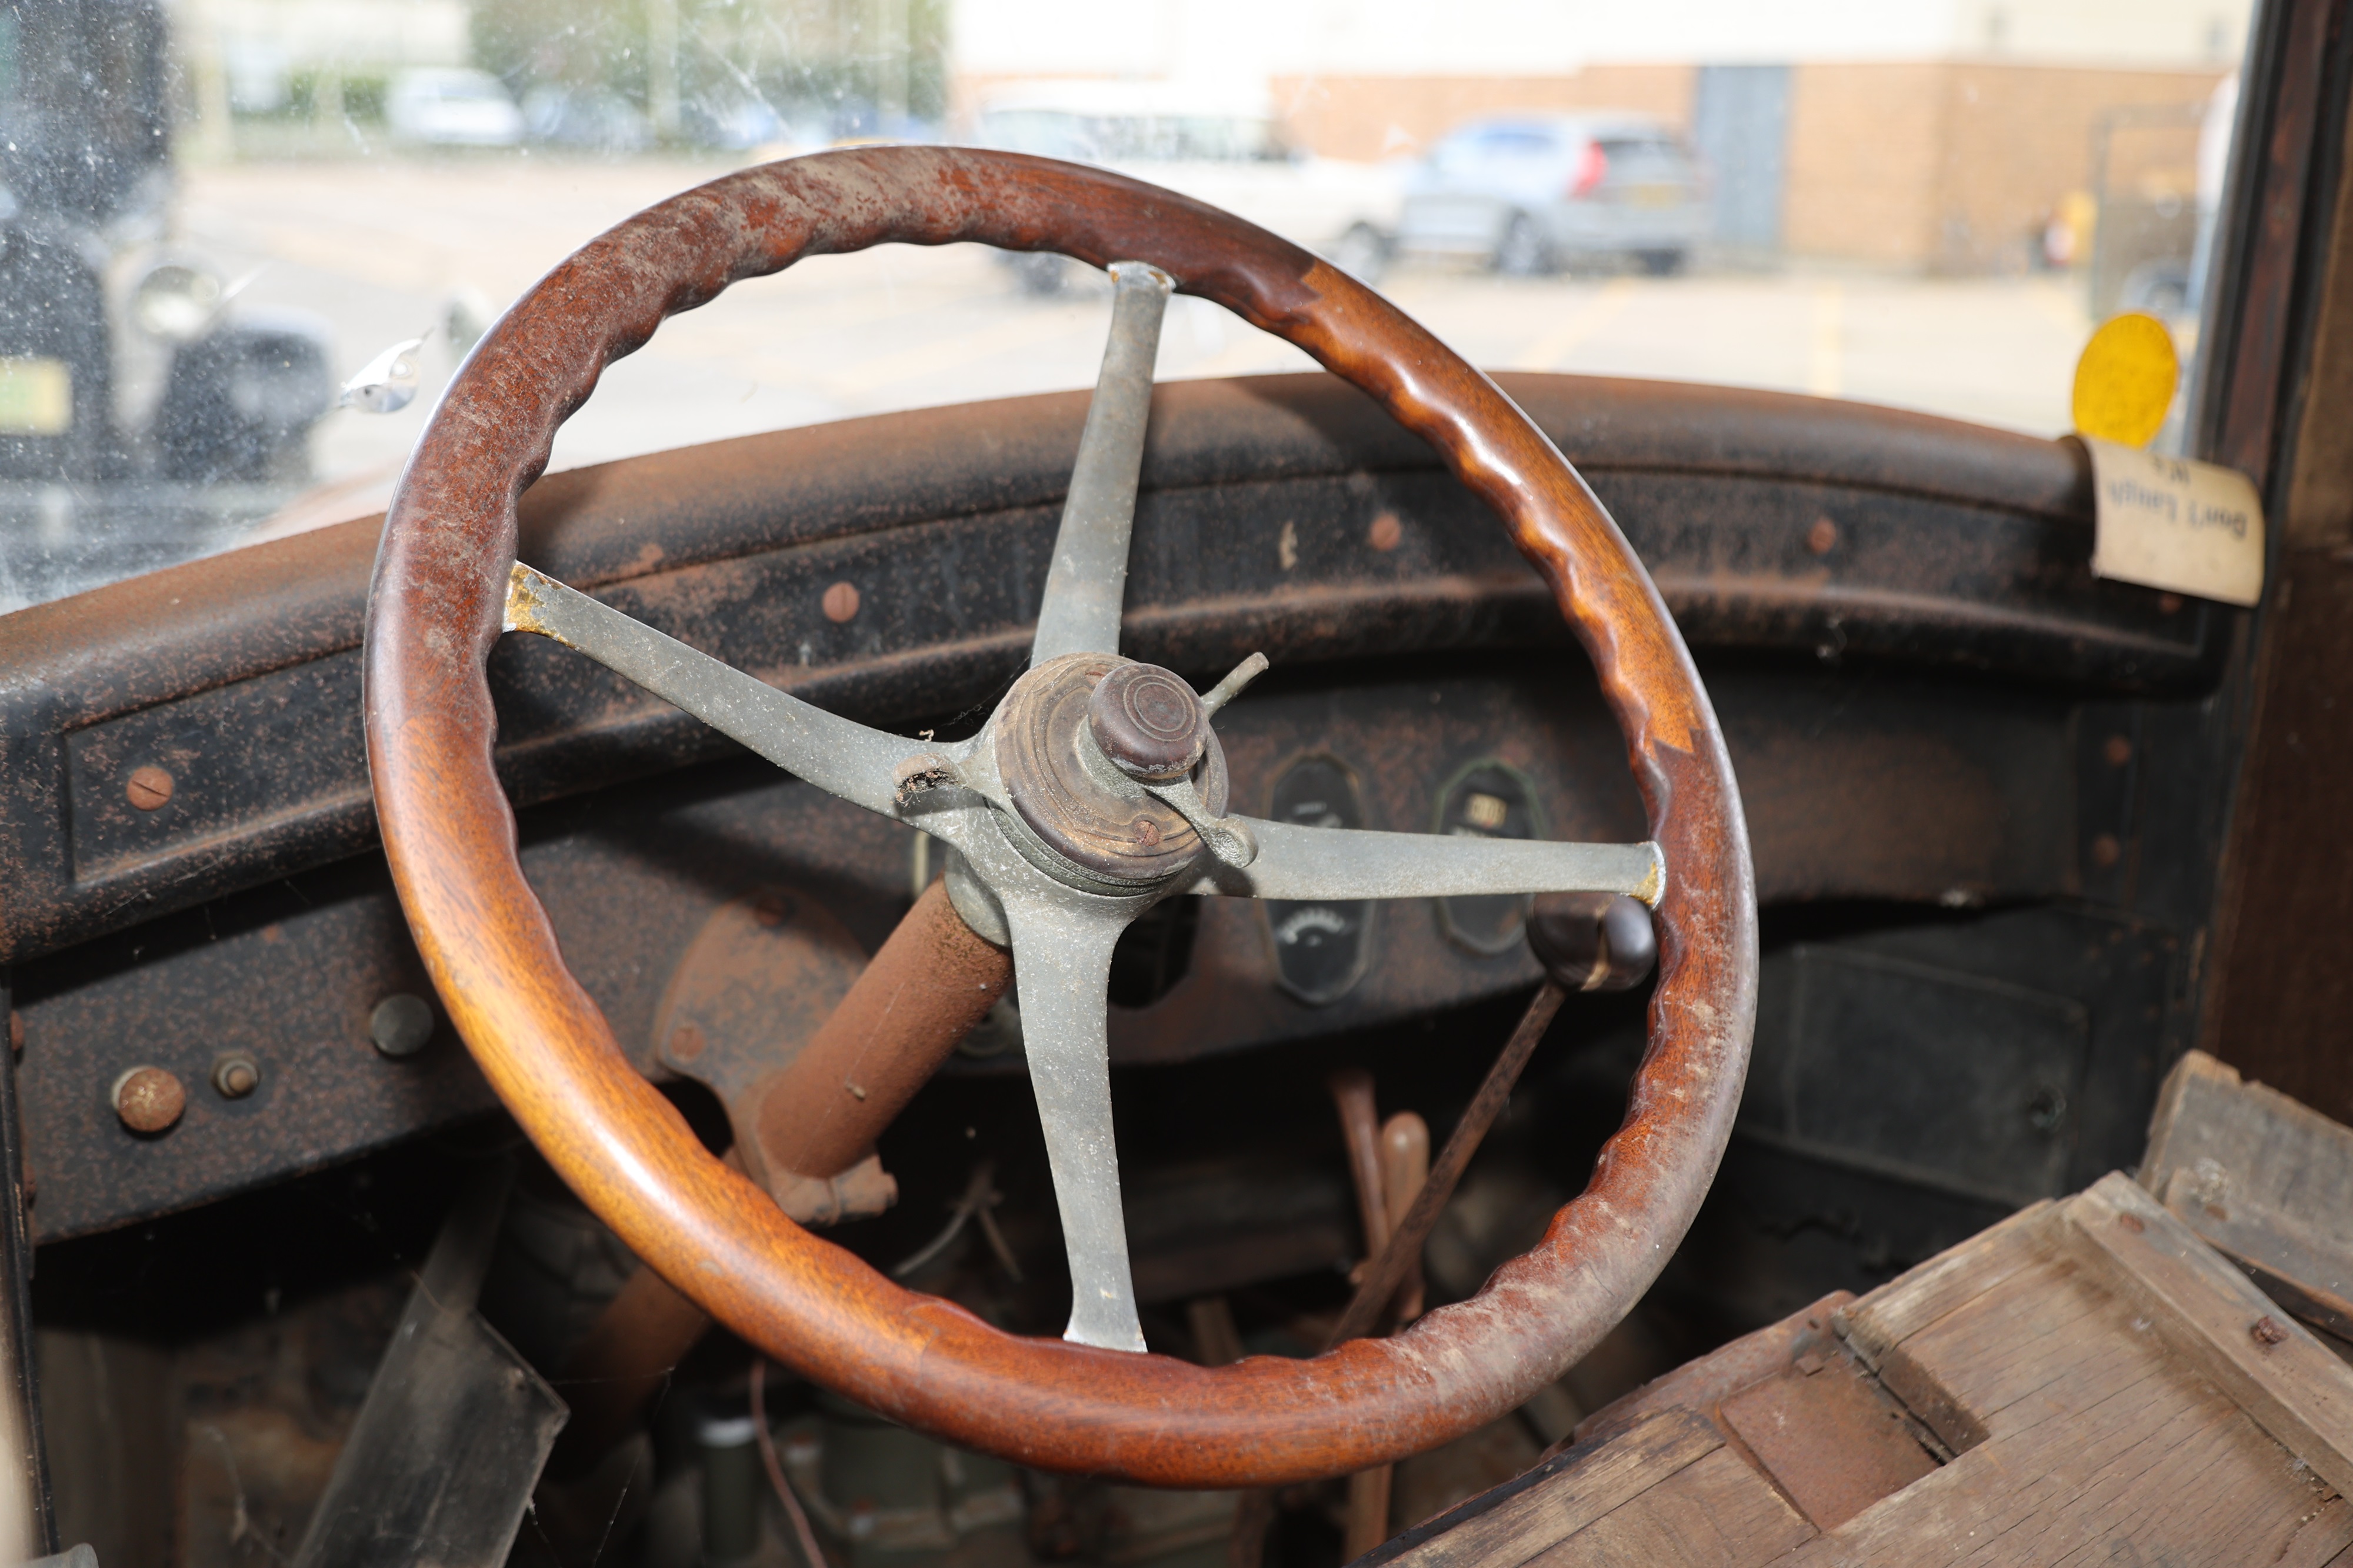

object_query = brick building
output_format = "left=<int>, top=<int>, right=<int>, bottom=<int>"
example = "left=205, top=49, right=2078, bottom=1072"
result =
left=951, top=0, right=2249, bottom=273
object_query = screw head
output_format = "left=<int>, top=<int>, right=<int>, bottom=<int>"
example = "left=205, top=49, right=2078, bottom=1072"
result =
left=1087, top=664, right=1207, bottom=782
left=126, top=765, right=174, bottom=811
left=822, top=581, right=861, bottom=622
left=370, top=993, right=436, bottom=1058
left=211, top=1053, right=260, bottom=1099
left=113, top=1066, right=185, bottom=1134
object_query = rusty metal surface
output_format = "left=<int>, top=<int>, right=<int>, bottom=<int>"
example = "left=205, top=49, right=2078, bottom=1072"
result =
left=747, top=879, right=1012, bottom=1203
left=0, top=363, right=2194, bottom=972
left=16, top=653, right=2088, bottom=1245
left=1714, top=1352, right=1938, bottom=1530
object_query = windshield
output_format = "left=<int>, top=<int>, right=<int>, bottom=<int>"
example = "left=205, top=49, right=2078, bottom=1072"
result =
left=0, top=0, right=2256, bottom=609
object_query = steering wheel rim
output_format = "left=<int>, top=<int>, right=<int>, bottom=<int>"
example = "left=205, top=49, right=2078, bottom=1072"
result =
left=363, top=146, right=1757, bottom=1487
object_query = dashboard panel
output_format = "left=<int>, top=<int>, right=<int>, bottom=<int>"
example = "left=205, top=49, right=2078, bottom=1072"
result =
left=0, top=372, right=2214, bottom=1246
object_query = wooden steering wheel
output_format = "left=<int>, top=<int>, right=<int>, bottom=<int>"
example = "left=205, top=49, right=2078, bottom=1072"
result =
left=363, top=147, right=1757, bottom=1487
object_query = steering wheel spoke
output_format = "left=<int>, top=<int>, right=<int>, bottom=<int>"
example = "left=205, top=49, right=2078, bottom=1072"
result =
left=503, top=562, right=935, bottom=821
left=999, top=893, right=1149, bottom=1353
left=1029, top=261, right=1173, bottom=667
left=1194, top=819, right=1665, bottom=905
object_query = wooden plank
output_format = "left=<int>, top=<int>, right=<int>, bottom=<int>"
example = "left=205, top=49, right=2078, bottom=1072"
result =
left=1374, top=1409, right=1722, bottom=1568
left=1785, top=1344, right=2352, bottom=1566
left=1835, top=1202, right=2058, bottom=1372
left=2057, top=1172, right=2353, bottom=1500
left=2141, top=1051, right=2353, bottom=1251
left=2141, top=1050, right=2353, bottom=1341
left=2161, top=1166, right=2353, bottom=1340
left=1881, top=1249, right=2117, bottom=1433
left=1527, top=1449, right=1814, bottom=1567
left=1576, top=1292, right=1854, bottom=1447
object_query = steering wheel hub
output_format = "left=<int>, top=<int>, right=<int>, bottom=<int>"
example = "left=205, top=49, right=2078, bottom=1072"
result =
left=993, top=652, right=1229, bottom=889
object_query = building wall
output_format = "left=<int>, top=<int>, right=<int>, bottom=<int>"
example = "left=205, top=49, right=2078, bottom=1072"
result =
left=1268, top=66, right=1695, bottom=162
left=1781, top=63, right=1952, bottom=266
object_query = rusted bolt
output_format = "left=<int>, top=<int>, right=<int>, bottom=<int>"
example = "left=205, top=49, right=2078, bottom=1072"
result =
left=1367, top=512, right=1402, bottom=552
left=2103, top=734, right=2132, bottom=767
left=211, top=1053, right=260, bottom=1099
left=2091, top=833, right=2122, bottom=868
left=126, top=765, right=174, bottom=811
left=369, top=993, right=435, bottom=1058
left=2251, top=1315, right=2289, bottom=1347
left=669, top=1023, right=706, bottom=1063
left=1806, top=518, right=1838, bottom=555
left=822, top=582, right=861, bottom=622
left=112, top=1067, right=185, bottom=1134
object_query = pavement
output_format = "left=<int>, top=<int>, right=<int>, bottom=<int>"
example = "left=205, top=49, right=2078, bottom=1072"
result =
left=179, top=154, right=2100, bottom=536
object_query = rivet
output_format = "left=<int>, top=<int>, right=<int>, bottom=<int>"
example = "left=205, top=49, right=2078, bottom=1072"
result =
left=2091, top=833, right=2122, bottom=868
left=211, top=1053, right=260, bottom=1099
left=2103, top=734, right=2132, bottom=767
left=2157, top=592, right=2184, bottom=613
left=1807, top=518, right=1838, bottom=555
left=1367, top=512, right=1402, bottom=551
left=369, top=993, right=435, bottom=1058
left=126, top=765, right=174, bottom=811
left=822, top=582, right=861, bottom=623
left=113, top=1066, right=185, bottom=1134
left=669, top=1023, right=705, bottom=1063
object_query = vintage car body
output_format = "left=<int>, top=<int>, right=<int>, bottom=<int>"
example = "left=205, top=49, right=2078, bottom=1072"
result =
left=2, top=0, right=2350, bottom=1563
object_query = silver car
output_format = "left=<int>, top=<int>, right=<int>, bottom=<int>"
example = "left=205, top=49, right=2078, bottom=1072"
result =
left=1398, top=114, right=1707, bottom=276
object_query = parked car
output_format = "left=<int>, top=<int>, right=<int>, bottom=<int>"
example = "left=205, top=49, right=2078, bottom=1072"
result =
left=386, top=68, right=526, bottom=148
left=972, top=81, right=1402, bottom=290
left=681, top=94, right=786, bottom=152
left=0, top=0, right=331, bottom=602
left=523, top=86, right=654, bottom=154
left=1397, top=113, right=1707, bottom=275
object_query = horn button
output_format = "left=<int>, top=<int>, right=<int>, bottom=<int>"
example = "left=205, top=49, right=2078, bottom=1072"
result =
left=994, top=653, right=1228, bottom=888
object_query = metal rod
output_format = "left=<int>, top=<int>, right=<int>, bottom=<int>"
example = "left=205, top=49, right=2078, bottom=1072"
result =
left=1324, top=982, right=1567, bottom=1351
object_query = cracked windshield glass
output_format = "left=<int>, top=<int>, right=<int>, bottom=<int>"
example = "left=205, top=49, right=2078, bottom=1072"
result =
left=0, top=0, right=2250, bottom=609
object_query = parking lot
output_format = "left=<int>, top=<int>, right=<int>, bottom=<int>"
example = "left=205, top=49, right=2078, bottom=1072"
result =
left=182, top=155, right=2099, bottom=532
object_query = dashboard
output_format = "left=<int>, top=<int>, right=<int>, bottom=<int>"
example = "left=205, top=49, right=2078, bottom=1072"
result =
left=0, top=372, right=2215, bottom=1289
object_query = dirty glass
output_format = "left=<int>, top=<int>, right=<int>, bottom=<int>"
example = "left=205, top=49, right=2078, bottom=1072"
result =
left=0, top=0, right=2259, bottom=608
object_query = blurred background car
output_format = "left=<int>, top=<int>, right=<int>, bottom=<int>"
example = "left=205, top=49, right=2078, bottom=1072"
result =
left=386, top=67, right=525, bottom=147
left=971, top=81, right=1404, bottom=291
left=1397, top=114, right=1707, bottom=276
left=681, top=95, right=788, bottom=152
left=522, top=85, right=654, bottom=153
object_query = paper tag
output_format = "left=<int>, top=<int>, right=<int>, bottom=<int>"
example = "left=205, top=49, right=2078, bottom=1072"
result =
left=2081, top=436, right=2265, bottom=608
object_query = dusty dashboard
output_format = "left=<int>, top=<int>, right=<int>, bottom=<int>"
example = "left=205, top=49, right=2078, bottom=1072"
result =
left=0, top=371, right=2217, bottom=1262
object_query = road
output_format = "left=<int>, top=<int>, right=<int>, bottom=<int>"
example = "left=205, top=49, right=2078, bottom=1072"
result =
left=179, top=154, right=2098, bottom=534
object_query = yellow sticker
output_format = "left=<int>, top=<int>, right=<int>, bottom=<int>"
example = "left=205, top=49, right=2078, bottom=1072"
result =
left=2072, top=312, right=2178, bottom=449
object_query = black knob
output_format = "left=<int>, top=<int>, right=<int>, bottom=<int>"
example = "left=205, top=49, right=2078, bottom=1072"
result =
left=1527, top=892, right=1657, bottom=992
left=1088, top=664, right=1208, bottom=782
